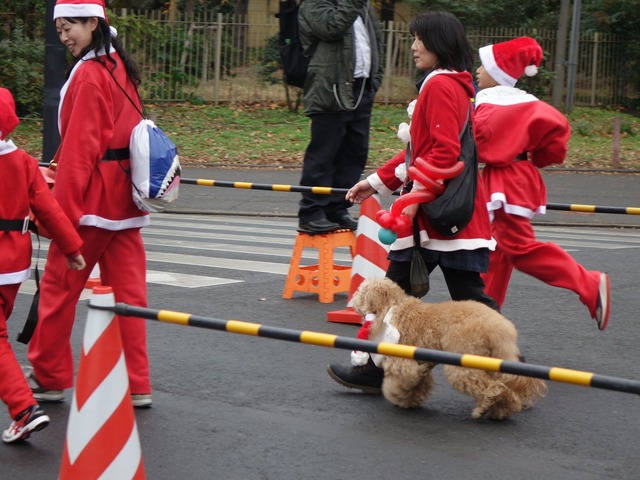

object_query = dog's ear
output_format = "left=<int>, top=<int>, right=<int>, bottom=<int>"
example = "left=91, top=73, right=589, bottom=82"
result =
left=351, top=281, right=369, bottom=315
left=352, top=278, right=381, bottom=315
left=380, top=278, right=403, bottom=306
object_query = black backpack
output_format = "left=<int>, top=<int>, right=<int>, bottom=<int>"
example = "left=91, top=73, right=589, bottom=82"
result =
left=276, top=0, right=313, bottom=89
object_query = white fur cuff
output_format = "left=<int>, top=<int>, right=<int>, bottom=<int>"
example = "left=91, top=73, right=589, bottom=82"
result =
left=397, top=122, right=411, bottom=143
left=351, top=350, right=370, bottom=366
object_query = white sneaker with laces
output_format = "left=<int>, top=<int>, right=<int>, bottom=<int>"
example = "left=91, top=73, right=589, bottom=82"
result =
left=2, top=404, right=50, bottom=443
left=22, top=365, right=65, bottom=402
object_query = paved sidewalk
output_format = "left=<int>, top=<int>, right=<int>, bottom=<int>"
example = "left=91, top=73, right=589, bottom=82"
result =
left=168, top=166, right=640, bottom=228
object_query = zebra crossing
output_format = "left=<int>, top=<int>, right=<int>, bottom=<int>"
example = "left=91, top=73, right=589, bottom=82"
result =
left=19, top=213, right=640, bottom=295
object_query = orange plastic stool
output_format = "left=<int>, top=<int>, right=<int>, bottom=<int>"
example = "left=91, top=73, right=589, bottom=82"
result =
left=283, top=230, right=356, bottom=303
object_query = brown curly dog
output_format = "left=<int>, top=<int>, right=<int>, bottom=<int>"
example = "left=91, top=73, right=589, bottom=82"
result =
left=351, top=278, right=547, bottom=420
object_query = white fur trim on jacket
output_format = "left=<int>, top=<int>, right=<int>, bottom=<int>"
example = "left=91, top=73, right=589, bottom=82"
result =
left=367, top=172, right=396, bottom=197
left=0, top=139, right=17, bottom=155
left=475, top=85, right=538, bottom=107
left=397, top=122, right=411, bottom=144
left=79, top=214, right=150, bottom=231
left=0, top=267, right=30, bottom=286
left=486, top=194, right=546, bottom=222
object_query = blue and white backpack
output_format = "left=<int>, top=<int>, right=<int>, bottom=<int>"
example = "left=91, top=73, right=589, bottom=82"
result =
left=106, top=66, right=181, bottom=213
left=129, top=119, right=181, bottom=213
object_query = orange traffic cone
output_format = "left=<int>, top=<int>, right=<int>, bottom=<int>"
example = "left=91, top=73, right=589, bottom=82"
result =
left=327, top=194, right=390, bottom=324
left=59, top=286, right=145, bottom=480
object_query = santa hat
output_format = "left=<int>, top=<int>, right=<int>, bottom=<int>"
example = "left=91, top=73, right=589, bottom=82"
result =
left=478, top=37, right=543, bottom=87
left=54, top=0, right=107, bottom=21
left=0, top=87, right=19, bottom=141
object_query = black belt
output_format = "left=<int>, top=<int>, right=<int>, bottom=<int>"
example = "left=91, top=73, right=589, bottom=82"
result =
left=515, top=152, right=529, bottom=161
left=0, top=217, right=33, bottom=234
left=102, top=147, right=130, bottom=161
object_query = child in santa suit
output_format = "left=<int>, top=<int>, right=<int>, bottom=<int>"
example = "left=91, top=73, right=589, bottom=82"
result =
left=474, top=36, right=610, bottom=330
left=26, top=0, right=154, bottom=407
left=0, top=87, right=86, bottom=443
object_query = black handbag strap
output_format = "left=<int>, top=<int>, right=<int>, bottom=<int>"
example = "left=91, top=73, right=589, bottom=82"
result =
left=103, top=64, right=146, bottom=119
left=413, top=217, right=421, bottom=246
left=16, top=233, right=41, bottom=344
left=404, top=103, right=471, bottom=172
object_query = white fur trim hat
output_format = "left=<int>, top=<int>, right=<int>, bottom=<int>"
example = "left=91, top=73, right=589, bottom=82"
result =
left=54, top=0, right=107, bottom=20
left=478, top=36, right=543, bottom=87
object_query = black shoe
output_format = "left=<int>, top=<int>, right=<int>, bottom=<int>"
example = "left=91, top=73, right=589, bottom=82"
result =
left=298, top=218, right=341, bottom=234
left=327, top=358, right=384, bottom=394
left=327, top=212, right=358, bottom=230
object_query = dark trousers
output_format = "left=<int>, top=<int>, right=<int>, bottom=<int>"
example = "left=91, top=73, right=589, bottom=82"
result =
left=385, top=259, right=500, bottom=311
left=298, top=83, right=375, bottom=222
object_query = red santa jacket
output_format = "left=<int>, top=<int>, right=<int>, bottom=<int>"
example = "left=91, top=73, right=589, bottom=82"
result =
left=474, top=86, right=570, bottom=220
left=367, top=70, right=495, bottom=252
left=55, top=51, right=149, bottom=230
left=0, top=142, right=82, bottom=285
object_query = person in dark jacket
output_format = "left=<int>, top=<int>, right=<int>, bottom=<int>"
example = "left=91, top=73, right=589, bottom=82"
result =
left=297, top=0, right=384, bottom=233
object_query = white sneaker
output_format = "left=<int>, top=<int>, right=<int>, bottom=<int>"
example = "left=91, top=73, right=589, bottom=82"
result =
left=2, top=404, right=50, bottom=443
left=594, top=272, right=610, bottom=331
left=131, top=394, right=152, bottom=408
left=23, top=366, right=65, bottom=402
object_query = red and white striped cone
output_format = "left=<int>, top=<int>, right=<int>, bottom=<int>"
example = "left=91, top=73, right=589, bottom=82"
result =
left=327, top=194, right=390, bottom=324
left=59, top=286, right=145, bottom=480
left=85, top=264, right=101, bottom=289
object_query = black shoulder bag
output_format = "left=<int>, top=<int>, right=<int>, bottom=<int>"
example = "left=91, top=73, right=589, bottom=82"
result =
left=420, top=105, right=477, bottom=237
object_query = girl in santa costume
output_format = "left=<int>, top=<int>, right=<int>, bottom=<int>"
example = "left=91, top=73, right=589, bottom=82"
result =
left=0, top=87, right=86, bottom=443
left=327, top=11, right=498, bottom=393
left=474, top=36, right=610, bottom=331
left=26, top=0, right=154, bottom=408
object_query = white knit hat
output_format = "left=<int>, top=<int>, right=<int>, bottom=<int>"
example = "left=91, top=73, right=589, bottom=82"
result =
left=478, top=36, right=543, bottom=87
left=54, top=0, right=107, bottom=20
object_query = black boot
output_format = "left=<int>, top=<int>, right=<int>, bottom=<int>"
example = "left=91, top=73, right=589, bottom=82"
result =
left=327, top=357, right=384, bottom=394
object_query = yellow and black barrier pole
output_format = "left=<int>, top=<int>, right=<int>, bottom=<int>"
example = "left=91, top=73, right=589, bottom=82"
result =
left=545, top=203, right=640, bottom=215
left=180, top=177, right=640, bottom=215
left=91, top=302, right=640, bottom=396
left=37, top=165, right=640, bottom=215
left=181, top=178, right=342, bottom=196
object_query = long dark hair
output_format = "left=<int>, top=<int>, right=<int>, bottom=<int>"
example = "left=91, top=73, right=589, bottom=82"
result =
left=63, top=17, right=141, bottom=86
left=409, top=11, right=473, bottom=73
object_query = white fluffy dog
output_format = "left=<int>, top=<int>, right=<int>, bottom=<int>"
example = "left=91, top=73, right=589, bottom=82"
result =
left=351, top=278, right=547, bottom=420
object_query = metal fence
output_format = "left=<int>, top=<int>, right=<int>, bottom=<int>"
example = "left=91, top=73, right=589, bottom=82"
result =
left=3, top=10, right=634, bottom=106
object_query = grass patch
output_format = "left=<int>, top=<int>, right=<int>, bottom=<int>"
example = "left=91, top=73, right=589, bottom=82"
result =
left=12, top=103, right=640, bottom=170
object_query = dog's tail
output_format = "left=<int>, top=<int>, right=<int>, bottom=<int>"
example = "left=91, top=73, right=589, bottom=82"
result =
left=490, top=333, right=548, bottom=407
left=501, top=373, right=547, bottom=408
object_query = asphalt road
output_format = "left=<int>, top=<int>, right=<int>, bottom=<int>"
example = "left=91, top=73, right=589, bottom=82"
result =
left=1, top=168, right=639, bottom=479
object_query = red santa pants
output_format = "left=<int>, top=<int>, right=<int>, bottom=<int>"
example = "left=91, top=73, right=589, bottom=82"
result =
left=0, top=284, right=38, bottom=418
left=28, top=226, right=151, bottom=394
left=482, top=208, right=600, bottom=315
